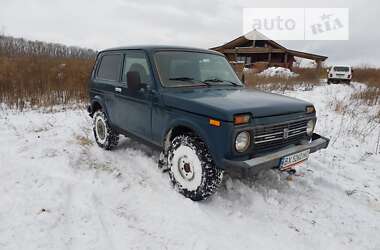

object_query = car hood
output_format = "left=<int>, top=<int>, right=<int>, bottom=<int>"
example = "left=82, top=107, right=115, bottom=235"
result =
left=162, top=87, right=312, bottom=121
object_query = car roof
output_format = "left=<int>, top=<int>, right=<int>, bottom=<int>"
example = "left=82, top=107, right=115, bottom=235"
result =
left=99, top=45, right=224, bottom=56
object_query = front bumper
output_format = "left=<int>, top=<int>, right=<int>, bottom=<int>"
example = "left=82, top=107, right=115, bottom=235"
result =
left=222, top=133, right=329, bottom=176
left=328, top=77, right=351, bottom=81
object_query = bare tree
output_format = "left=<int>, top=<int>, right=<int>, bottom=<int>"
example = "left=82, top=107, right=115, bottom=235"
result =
left=0, top=34, right=97, bottom=59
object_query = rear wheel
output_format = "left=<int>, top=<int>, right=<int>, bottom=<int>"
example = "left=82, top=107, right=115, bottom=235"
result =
left=93, top=110, right=119, bottom=150
left=167, top=134, right=224, bottom=201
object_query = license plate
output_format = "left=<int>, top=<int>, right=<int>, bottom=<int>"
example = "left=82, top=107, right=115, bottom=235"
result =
left=279, top=149, right=310, bottom=171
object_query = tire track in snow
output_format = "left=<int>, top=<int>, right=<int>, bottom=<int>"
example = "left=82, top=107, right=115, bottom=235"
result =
left=62, top=182, right=75, bottom=249
left=91, top=193, right=116, bottom=250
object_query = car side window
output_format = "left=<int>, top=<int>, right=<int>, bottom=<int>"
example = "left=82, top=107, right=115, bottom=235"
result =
left=97, top=54, right=122, bottom=81
left=122, top=51, right=152, bottom=86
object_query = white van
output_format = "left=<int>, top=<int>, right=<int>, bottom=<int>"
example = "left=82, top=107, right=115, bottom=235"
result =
left=327, top=65, right=352, bottom=84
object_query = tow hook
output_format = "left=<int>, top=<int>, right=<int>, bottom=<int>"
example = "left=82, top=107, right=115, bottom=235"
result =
left=287, top=169, right=297, bottom=175
left=286, top=169, right=297, bottom=181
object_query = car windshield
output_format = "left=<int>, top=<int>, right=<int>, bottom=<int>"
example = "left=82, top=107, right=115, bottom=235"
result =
left=334, top=66, right=350, bottom=72
left=154, top=51, right=243, bottom=87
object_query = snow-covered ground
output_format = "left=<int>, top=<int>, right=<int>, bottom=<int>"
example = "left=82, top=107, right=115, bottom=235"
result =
left=0, top=83, right=379, bottom=250
left=258, top=67, right=299, bottom=78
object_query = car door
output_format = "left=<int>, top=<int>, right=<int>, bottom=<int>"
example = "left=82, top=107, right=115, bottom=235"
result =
left=92, top=52, right=123, bottom=127
left=112, top=50, right=153, bottom=139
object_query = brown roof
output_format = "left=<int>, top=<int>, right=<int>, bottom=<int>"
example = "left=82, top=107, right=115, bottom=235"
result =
left=211, top=31, right=327, bottom=61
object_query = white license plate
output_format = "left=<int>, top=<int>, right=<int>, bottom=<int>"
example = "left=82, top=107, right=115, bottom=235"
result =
left=279, top=149, right=310, bottom=171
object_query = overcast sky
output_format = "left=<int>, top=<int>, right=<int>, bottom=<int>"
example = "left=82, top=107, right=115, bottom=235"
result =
left=1, top=0, right=379, bottom=66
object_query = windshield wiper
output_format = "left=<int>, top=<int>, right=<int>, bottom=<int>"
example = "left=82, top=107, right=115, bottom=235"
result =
left=169, top=77, right=194, bottom=81
left=202, top=78, right=241, bottom=86
left=169, top=77, right=210, bottom=87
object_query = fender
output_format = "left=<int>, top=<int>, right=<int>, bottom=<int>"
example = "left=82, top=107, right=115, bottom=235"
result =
left=89, top=95, right=108, bottom=117
left=162, top=117, right=220, bottom=165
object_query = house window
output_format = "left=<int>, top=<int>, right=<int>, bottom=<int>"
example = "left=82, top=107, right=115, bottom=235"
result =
left=236, top=55, right=245, bottom=63
left=255, top=40, right=266, bottom=48
left=236, top=55, right=251, bottom=64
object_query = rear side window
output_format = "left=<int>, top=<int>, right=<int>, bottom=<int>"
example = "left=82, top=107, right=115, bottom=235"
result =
left=97, top=54, right=122, bottom=81
left=333, top=66, right=350, bottom=72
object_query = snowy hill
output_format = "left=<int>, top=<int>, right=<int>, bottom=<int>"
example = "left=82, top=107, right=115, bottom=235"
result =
left=0, top=83, right=379, bottom=250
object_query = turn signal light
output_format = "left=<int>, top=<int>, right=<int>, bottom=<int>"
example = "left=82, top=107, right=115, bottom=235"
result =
left=209, top=118, right=221, bottom=127
left=234, top=114, right=250, bottom=125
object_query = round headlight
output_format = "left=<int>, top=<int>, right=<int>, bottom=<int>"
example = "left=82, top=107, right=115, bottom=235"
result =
left=306, top=120, right=315, bottom=136
left=235, top=131, right=250, bottom=152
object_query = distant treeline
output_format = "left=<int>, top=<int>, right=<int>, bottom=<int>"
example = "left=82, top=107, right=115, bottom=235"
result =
left=0, top=35, right=97, bottom=59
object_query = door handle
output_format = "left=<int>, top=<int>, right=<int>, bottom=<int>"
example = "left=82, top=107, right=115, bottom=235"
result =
left=148, top=90, right=159, bottom=102
left=115, top=87, right=122, bottom=93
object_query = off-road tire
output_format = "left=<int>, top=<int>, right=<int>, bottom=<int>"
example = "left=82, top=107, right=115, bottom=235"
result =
left=158, top=151, right=169, bottom=172
left=93, top=110, right=119, bottom=150
left=167, top=134, right=224, bottom=201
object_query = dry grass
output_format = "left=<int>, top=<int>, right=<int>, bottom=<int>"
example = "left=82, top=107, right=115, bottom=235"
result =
left=352, top=67, right=380, bottom=88
left=351, top=87, right=380, bottom=106
left=75, top=135, right=93, bottom=146
left=332, top=99, right=349, bottom=113
left=0, top=56, right=94, bottom=110
left=350, top=67, right=380, bottom=106
left=244, top=67, right=324, bottom=92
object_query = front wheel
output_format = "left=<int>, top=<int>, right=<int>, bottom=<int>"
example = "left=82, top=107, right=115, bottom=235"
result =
left=167, top=134, right=224, bottom=201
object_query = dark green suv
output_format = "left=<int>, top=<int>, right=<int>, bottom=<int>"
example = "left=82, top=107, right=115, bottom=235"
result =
left=88, top=46, right=329, bottom=201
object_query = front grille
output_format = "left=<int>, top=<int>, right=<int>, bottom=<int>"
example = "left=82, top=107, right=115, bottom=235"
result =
left=253, top=119, right=308, bottom=154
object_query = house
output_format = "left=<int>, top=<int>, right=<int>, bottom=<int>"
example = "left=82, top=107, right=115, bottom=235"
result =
left=210, top=31, right=327, bottom=71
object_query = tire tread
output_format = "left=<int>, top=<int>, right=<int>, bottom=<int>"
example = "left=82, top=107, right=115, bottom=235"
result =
left=167, top=134, right=223, bottom=201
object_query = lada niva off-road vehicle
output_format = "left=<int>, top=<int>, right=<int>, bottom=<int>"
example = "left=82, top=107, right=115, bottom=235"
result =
left=88, top=46, right=330, bottom=201
left=327, top=65, right=353, bottom=84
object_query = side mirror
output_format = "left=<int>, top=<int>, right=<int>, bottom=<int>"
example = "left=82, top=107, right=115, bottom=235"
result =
left=127, top=71, right=142, bottom=93
left=326, top=68, right=330, bottom=73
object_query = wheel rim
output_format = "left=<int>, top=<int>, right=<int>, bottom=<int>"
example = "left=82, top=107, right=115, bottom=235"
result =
left=95, top=116, right=107, bottom=144
left=178, top=156, right=195, bottom=180
left=170, top=145, right=202, bottom=191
